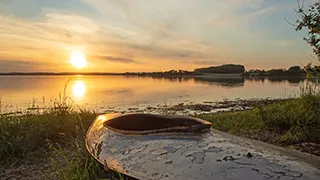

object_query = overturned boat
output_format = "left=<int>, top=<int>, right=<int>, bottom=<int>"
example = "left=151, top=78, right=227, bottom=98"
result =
left=86, top=113, right=320, bottom=180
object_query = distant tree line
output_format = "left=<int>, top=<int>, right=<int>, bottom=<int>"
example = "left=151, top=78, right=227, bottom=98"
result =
left=125, top=64, right=246, bottom=77
left=244, top=66, right=306, bottom=77
left=124, top=70, right=202, bottom=77
left=124, top=64, right=306, bottom=77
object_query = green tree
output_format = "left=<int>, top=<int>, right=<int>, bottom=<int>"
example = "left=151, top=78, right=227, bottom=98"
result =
left=295, top=1, right=320, bottom=76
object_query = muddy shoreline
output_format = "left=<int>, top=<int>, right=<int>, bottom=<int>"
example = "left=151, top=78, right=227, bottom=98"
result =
left=103, top=98, right=287, bottom=115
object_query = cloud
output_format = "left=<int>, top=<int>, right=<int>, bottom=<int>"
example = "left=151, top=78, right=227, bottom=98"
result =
left=0, top=14, right=74, bottom=48
left=98, top=56, right=136, bottom=63
left=192, top=60, right=223, bottom=66
left=156, top=50, right=213, bottom=60
left=207, top=1, right=275, bottom=29
left=118, top=42, right=216, bottom=62
left=43, top=13, right=100, bottom=34
left=0, top=59, right=44, bottom=72
left=80, top=0, right=197, bottom=43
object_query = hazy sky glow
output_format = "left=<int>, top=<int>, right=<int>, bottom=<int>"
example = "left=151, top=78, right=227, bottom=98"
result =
left=0, top=0, right=316, bottom=72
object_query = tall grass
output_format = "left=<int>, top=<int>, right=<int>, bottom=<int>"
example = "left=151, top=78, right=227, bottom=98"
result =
left=0, top=92, right=131, bottom=179
left=200, top=83, right=320, bottom=149
left=0, top=92, right=112, bottom=179
left=0, top=98, right=93, bottom=160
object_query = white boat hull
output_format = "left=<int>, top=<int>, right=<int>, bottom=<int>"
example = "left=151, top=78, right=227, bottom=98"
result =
left=86, top=113, right=320, bottom=180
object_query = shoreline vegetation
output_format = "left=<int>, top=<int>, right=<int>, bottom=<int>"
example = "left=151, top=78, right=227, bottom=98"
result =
left=0, top=85, right=320, bottom=180
left=0, top=64, right=312, bottom=78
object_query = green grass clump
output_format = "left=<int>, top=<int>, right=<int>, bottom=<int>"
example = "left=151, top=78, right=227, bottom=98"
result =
left=0, top=96, right=113, bottom=179
left=0, top=108, right=96, bottom=162
left=201, top=89, right=320, bottom=146
left=0, top=94, right=129, bottom=180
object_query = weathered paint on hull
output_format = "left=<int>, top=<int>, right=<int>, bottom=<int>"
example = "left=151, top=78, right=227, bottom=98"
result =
left=86, top=114, right=320, bottom=180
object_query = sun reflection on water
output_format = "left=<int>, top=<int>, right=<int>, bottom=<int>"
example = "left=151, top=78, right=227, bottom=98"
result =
left=72, top=80, right=86, bottom=98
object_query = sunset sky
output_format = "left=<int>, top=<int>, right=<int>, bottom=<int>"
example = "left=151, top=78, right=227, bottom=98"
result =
left=0, top=0, right=316, bottom=72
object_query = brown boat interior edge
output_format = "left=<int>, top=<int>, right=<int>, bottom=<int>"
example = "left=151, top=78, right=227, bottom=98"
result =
left=103, top=114, right=212, bottom=135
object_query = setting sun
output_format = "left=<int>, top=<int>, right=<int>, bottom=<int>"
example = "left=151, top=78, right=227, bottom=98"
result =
left=70, top=51, right=87, bottom=69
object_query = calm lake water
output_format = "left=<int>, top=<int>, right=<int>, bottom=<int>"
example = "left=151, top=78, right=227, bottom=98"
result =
left=0, top=76, right=308, bottom=111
